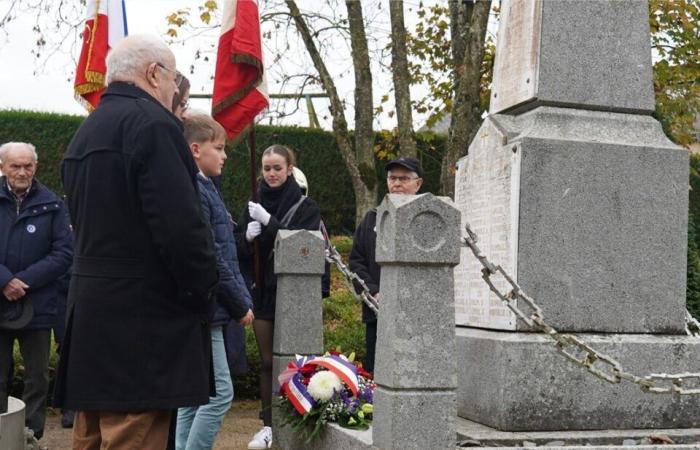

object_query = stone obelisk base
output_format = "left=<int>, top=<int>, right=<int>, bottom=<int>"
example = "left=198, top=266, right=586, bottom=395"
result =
left=457, top=328, right=700, bottom=431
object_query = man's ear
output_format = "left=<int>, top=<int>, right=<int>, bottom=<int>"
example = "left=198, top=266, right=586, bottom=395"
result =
left=416, top=177, right=423, bottom=192
left=147, top=62, right=159, bottom=88
left=190, top=142, right=200, bottom=159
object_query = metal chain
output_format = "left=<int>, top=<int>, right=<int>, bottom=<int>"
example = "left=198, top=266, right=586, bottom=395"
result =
left=319, top=223, right=379, bottom=315
left=463, top=223, right=700, bottom=395
left=686, top=310, right=700, bottom=337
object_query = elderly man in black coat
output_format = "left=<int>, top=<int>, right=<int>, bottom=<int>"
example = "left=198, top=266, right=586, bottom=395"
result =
left=56, top=34, right=219, bottom=450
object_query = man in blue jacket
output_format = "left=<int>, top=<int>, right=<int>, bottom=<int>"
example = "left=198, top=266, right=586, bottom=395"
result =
left=0, top=141, right=73, bottom=439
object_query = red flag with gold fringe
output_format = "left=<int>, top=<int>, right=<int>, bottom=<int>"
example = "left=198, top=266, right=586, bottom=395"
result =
left=212, top=0, right=269, bottom=143
left=74, top=0, right=127, bottom=111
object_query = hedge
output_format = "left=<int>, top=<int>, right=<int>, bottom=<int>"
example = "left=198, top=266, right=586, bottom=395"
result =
left=0, top=110, right=445, bottom=233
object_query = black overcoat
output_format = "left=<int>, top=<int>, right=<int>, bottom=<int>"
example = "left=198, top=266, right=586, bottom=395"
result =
left=54, top=82, right=219, bottom=411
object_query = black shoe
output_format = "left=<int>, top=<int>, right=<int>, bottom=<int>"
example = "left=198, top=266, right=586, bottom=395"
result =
left=61, top=410, right=74, bottom=428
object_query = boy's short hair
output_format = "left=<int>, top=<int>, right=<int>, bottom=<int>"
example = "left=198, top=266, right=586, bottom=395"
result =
left=183, top=114, right=227, bottom=145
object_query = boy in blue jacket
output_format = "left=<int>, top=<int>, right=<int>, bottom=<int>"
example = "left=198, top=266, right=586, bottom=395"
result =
left=176, top=114, right=254, bottom=450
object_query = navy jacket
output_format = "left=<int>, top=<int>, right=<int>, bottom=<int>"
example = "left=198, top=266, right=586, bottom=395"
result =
left=0, top=177, right=73, bottom=329
left=197, top=173, right=253, bottom=325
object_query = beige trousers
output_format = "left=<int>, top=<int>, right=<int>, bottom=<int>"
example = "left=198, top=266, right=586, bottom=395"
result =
left=72, top=410, right=171, bottom=450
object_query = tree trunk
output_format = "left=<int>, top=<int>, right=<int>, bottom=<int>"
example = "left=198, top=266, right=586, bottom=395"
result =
left=345, top=0, right=378, bottom=224
left=389, top=0, right=417, bottom=157
left=440, top=0, right=492, bottom=197
left=285, top=0, right=377, bottom=226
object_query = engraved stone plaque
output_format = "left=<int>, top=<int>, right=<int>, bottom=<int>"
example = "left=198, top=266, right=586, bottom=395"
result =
left=490, top=0, right=541, bottom=114
left=454, top=118, right=519, bottom=330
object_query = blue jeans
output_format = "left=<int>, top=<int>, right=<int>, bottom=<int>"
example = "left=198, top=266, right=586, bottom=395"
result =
left=176, top=326, right=233, bottom=450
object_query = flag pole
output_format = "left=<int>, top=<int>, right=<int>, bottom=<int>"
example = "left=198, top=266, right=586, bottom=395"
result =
left=249, top=126, right=262, bottom=290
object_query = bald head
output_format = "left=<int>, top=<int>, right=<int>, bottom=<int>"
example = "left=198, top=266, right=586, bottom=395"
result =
left=106, top=34, right=180, bottom=112
left=0, top=142, right=38, bottom=193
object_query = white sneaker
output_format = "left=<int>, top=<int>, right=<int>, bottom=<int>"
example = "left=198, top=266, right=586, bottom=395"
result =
left=247, top=426, right=273, bottom=449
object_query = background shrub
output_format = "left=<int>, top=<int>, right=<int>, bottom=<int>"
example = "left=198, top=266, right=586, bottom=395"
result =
left=0, top=110, right=445, bottom=234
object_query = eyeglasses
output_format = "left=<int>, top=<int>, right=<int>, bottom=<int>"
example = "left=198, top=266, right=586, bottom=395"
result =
left=179, top=100, right=189, bottom=111
left=156, top=62, right=184, bottom=86
left=387, top=175, right=421, bottom=183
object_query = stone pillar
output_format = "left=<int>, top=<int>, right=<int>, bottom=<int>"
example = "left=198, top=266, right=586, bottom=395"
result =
left=0, top=397, right=25, bottom=450
left=453, top=0, right=700, bottom=431
left=271, top=230, right=325, bottom=448
left=372, top=193, right=461, bottom=450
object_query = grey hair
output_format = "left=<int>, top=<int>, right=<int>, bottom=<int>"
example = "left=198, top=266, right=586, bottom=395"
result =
left=106, top=34, right=173, bottom=84
left=0, top=142, right=38, bottom=163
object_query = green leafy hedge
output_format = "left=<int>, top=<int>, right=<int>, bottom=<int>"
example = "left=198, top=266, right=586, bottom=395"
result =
left=687, top=154, right=700, bottom=319
left=0, top=110, right=445, bottom=233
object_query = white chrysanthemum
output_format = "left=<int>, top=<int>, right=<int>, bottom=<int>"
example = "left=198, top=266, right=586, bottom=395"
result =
left=307, top=371, right=343, bottom=402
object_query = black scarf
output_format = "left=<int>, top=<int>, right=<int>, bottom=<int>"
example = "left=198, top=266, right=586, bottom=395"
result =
left=258, top=176, right=303, bottom=221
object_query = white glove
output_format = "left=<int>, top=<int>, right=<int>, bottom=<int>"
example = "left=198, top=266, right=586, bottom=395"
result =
left=246, top=221, right=262, bottom=242
left=248, top=201, right=271, bottom=226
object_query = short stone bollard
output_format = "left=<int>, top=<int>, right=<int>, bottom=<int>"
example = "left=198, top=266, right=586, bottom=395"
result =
left=271, top=230, right=325, bottom=449
left=0, top=396, right=26, bottom=450
left=372, top=193, right=461, bottom=450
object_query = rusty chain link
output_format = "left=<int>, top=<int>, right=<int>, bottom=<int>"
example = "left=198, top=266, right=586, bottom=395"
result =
left=463, top=223, right=700, bottom=395
left=320, top=223, right=379, bottom=315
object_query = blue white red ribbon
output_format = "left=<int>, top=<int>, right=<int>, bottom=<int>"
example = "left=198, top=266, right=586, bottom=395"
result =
left=305, top=355, right=359, bottom=397
left=278, top=354, right=310, bottom=387
left=284, top=372, right=316, bottom=415
left=278, top=354, right=360, bottom=415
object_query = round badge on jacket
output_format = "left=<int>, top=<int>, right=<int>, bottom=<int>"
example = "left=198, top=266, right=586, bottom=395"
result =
left=26, top=224, right=36, bottom=233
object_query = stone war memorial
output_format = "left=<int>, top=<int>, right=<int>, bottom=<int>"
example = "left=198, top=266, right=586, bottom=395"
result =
left=272, top=0, right=700, bottom=448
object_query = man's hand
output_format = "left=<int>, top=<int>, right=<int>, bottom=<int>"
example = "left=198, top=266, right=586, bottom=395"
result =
left=248, top=202, right=271, bottom=226
left=245, top=221, right=262, bottom=242
left=238, top=309, right=255, bottom=326
left=3, top=278, right=29, bottom=301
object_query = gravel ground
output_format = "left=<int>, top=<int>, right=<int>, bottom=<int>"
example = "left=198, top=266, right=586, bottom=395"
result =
left=40, top=400, right=263, bottom=450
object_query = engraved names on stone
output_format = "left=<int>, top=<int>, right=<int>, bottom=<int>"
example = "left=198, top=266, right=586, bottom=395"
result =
left=453, top=118, right=518, bottom=330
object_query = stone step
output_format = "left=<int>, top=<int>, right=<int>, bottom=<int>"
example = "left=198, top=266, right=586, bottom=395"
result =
left=456, top=416, right=700, bottom=448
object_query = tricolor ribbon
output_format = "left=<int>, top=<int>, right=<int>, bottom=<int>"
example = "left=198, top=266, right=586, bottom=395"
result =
left=305, top=355, right=359, bottom=397
left=278, top=354, right=360, bottom=415
left=283, top=373, right=316, bottom=415
left=277, top=354, right=310, bottom=387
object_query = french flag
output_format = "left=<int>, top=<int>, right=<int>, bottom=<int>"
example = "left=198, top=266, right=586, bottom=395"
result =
left=212, top=0, right=269, bottom=143
left=74, top=0, right=127, bottom=111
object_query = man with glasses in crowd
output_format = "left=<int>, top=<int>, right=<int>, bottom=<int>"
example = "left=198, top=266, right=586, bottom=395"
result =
left=349, top=156, right=424, bottom=374
left=55, top=34, right=218, bottom=450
